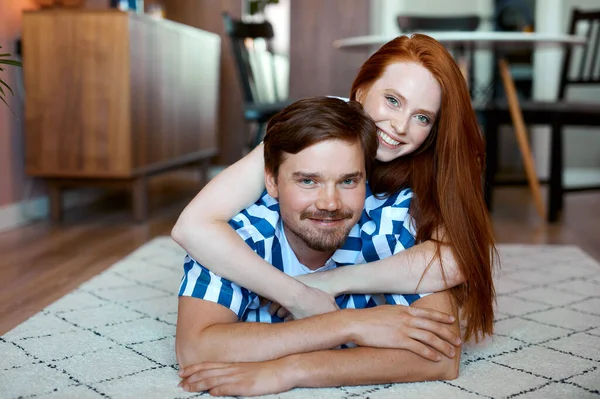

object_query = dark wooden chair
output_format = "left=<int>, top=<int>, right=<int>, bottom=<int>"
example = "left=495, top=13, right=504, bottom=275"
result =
left=222, top=12, right=294, bottom=148
left=397, top=15, right=480, bottom=32
left=485, top=8, right=600, bottom=222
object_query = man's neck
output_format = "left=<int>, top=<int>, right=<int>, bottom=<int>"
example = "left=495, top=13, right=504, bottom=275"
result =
left=282, top=225, right=334, bottom=271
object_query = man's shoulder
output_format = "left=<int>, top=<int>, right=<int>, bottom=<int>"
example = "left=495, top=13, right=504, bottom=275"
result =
left=228, top=191, right=282, bottom=243
left=364, top=186, right=413, bottom=212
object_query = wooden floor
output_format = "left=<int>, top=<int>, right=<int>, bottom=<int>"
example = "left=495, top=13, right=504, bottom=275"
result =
left=1, top=172, right=599, bottom=334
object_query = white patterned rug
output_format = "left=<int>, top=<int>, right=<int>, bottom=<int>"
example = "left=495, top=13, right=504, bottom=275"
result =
left=1, top=237, right=600, bottom=399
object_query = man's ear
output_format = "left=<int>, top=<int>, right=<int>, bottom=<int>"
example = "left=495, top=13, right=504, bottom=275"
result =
left=265, top=169, right=279, bottom=199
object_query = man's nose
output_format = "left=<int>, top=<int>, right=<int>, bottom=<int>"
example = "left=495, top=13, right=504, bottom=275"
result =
left=315, top=186, right=342, bottom=211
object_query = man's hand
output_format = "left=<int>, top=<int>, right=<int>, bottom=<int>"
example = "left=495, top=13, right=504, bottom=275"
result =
left=178, top=359, right=296, bottom=397
left=348, top=305, right=461, bottom=361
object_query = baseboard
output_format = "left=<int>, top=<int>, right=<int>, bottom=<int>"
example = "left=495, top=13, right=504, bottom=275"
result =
left=0, top=166, right=227, bottom=234
left=0, top=189, right=101, bottom=234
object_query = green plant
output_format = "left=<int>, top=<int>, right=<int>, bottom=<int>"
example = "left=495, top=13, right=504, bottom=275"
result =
left=0, top=45, right=23, bottom=110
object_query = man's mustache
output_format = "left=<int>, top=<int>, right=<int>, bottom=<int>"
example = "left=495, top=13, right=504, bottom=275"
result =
left=300, top=210, right=354, bottom=220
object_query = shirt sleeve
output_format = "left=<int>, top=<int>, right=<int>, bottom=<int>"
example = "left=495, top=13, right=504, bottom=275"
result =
left=177, top=191, right=279, bottom=320
left=178, top=254, right=256, bottom=319
left=360, top=187, right=416, bottom=262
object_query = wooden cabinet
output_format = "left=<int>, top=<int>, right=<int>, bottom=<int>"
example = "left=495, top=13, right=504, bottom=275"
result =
left=22, top=10, right=220, bottom=221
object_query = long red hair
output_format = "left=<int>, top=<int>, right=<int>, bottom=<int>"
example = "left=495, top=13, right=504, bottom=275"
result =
left=350, top=34, right=497, bottom=342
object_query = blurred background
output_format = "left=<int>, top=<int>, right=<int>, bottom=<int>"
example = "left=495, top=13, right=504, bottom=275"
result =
left=0, top=0, right=598, bottom=333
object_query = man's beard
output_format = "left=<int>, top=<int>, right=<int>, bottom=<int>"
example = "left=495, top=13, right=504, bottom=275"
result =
left=285, top=210, right=355, bottom=252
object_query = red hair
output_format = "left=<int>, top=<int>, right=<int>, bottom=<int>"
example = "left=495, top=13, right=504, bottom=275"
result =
left=351, top=34, right=497, bottom=342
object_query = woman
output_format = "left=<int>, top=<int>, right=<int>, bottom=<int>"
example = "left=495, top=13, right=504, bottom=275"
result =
left=172, top=34, right=497, bottom=344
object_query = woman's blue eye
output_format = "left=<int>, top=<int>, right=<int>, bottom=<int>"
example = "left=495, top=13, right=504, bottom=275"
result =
left=386, top=96, right=399, bottom=106
left=416, top=115, right=430, bottom=124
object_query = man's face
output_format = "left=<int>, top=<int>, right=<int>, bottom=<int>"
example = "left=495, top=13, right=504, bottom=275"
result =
left=265, top=139, right=366, bottom=253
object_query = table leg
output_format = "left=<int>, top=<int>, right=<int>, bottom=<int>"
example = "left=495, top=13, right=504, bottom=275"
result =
left=497, top=59, right=546, bottom=220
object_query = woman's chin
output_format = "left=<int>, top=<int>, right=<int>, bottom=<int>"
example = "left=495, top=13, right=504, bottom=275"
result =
left=376, top=147, right=404, bottom=163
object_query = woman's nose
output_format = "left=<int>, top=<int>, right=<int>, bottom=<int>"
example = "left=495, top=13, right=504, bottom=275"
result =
left=391, top=115, right=408, bottom=134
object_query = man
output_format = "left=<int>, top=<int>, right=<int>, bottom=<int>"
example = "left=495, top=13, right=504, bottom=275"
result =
left=175, top=97, right=460, bottom=396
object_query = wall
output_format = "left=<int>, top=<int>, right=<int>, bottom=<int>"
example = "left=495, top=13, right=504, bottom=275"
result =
left=0, top=0, right=36, bottom=210
left=289, top=0, right=370, bottom=99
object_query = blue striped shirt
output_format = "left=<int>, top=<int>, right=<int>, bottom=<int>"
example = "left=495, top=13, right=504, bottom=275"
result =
left=179, top=185, right=427, bottom=322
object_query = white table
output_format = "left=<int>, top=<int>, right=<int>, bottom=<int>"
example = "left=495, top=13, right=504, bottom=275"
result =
left=333, top=31, right=587, bottom=50
left=334, top=31, right=588, bottom=221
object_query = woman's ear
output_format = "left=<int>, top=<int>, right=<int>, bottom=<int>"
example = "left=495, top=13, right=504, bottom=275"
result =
left=355, top=88, right=365, bottom=103
left=265, top=170, right=279, bottom=199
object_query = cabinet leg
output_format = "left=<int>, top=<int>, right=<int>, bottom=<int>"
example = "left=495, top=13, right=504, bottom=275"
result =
left=48, top=182, right=63, bottom=223
left=199, top=160, right=210, bottom=187
left=132, top=178, right=148, bottom=223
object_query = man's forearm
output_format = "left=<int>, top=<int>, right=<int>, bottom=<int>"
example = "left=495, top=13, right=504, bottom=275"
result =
left=286, top=344, right=460, bottom=388
left=177, top=308, right=353, bottom=367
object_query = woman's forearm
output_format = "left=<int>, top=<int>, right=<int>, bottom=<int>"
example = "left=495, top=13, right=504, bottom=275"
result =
left=326, top=240, right=464, bottom=296
left=171, top=144, right=307, bottom=307
left=175, top=220, right=308, bottom=306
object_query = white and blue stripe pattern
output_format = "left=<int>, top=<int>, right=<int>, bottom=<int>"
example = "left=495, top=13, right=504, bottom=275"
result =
left=179, top=185, right=425, bottom=322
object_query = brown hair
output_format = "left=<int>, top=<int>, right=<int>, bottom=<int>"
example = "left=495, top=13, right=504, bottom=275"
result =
left=351, top=34, right=497, bottom=342
left=264, top=97, right=378, bottom=177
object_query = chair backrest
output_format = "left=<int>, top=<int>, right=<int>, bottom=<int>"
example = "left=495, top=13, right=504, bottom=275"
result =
left=397, top=15, right=481, bottom=32
left=559, top=8, right=600, bottom=99
left=222, top=12, right=286, bottom=105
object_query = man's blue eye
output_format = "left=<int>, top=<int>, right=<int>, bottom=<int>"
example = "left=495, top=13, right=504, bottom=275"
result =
left=342, top=179, right=356, bottom=185
left=301, top=179, right=314, bottom=185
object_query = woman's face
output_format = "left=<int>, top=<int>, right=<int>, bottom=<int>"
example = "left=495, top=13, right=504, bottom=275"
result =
left=358, top=62, right=442, bottom=162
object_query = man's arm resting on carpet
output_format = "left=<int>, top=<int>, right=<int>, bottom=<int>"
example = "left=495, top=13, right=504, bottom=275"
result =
left=288, top=291, right=461, bottom=387
left=178, top=291, right=460, bottom=395
left=176, top=294, right=459, bottom=369
left=176, top=296, right=359, bottom=368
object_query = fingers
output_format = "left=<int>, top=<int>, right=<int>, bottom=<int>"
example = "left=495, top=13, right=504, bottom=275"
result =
left=268, top=301, right=281, bottom=316
left=183, top=374, right=235, bottom=393
left=277, top=307, right=290, bottom=319
left=410, top=316, right=461, bottom=347
left=407, top=306, right=455, bottom=324
left=402, top=339, right=444, bottom=362
left=409, top=329, right=458, bottom=360
left=178, top=362, right=229, bottom=378
left=268, top=302, right=291, bottom=319
left=180, top=365, right=237, bottom=388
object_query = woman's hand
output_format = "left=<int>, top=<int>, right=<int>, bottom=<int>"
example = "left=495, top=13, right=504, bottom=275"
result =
left=293, top=272, right=338, bottom=297
left=263, top=286, right=339, bottom=321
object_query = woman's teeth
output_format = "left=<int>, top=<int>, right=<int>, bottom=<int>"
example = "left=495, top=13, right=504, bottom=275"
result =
left=378, top=130, right=401, bottom=146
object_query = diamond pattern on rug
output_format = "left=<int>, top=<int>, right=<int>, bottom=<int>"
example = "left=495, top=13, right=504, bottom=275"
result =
left=1, top=237, right=599, bottom=399
left=566, top=367, right=600, bottom=393
left=517, top=381, right=599, bottom=399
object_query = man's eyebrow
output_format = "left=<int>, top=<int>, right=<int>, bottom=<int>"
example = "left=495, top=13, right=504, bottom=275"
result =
left=291, top=172, right=322, bottom=179
left=340, top=171, right=364, bottom=180
left=387, top=89, right=438, bottom=119
left=290, top=171, right=364, bottom=180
